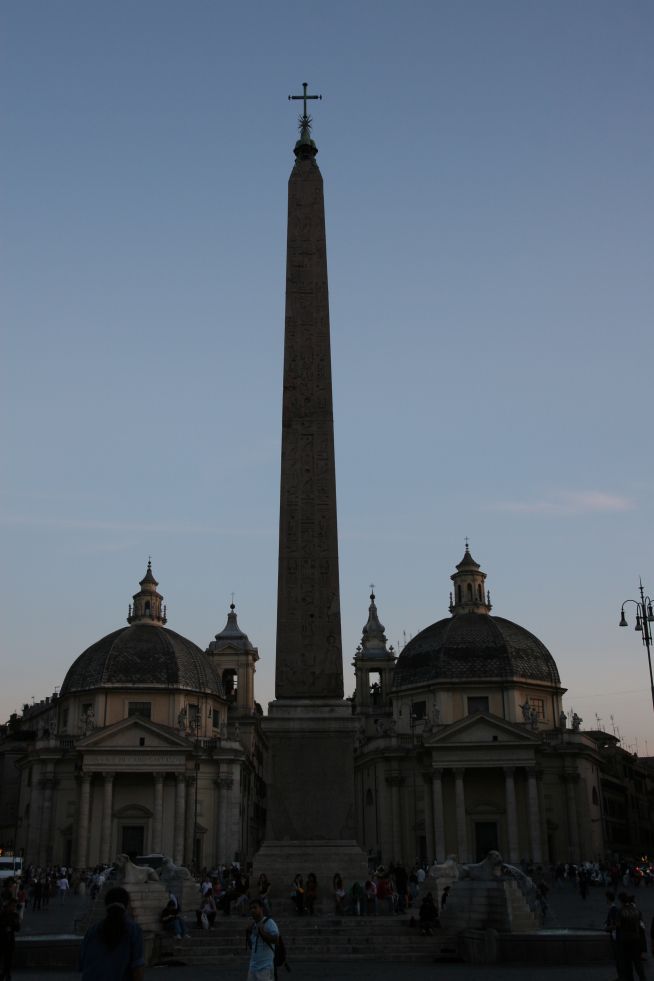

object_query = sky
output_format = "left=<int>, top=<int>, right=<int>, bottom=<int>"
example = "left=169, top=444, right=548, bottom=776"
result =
left=2, top=1, right=653, bottom=751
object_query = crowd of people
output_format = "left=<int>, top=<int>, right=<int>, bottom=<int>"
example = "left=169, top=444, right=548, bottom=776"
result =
left=6, top=853, right=654, bottom=979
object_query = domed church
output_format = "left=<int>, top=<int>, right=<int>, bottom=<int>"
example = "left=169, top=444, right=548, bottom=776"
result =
left=11, top=562, right=266, bottom=869
left=352, top=547, right=611, bottom=866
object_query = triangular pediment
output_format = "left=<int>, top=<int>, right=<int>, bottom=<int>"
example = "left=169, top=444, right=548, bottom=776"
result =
left=77, top=716, right=191, bottom=751
left=209, top=644, right=246, bottom=657
left=425, top=712, right=540, bottom=748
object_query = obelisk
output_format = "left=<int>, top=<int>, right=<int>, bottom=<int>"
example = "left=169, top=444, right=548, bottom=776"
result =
left=254, top=85, right=367, bottom=882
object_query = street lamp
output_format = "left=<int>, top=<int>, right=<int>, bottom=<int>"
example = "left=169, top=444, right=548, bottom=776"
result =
left=619, top=580, right=654, bottom=712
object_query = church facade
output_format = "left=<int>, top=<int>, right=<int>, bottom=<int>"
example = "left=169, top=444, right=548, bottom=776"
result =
left=3, top=563, right=266, bottom=870
left=352, top=548, right=654, bottom=867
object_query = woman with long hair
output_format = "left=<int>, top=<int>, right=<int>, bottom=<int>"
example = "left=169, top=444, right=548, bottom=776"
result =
left=80, top=886, right=145, bottom=980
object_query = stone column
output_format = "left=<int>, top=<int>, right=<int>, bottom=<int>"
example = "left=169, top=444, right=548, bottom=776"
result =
left=217, top=772, right=234, bottom=864
left=527, top=768, right=542, bottom=863
left=76, top=774, right=92, bottom=869
left=504, top=766, right=520, bottom=863
left=174, top=774, right=186, bottom=865
left=454, top=768, right=467, bottom=862
left=38, top=774, right=56, bottom=867
left=375, top=762, right=390, bottom=862
left=387, top=775, right=403, bottom=862
left=213, top=777, right=223, bottom=865
left=422, top=774, right=434, bottom=863
left=27, top=764, right=42, bottom=864
left=152, top=773, right=164, bottom=854
left=99, top=772, right=115, bottom=864
left=563, top=772, right=581, bottom=861
left=184, top=776, right=196, bottom=866
left=431, top=768, right=446, bottom=862
left=538, top=771, right=549, bottom=864
left=245, top=664, right=255, bottom=710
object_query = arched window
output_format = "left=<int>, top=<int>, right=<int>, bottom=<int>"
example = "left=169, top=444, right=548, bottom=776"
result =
left=365, top=789, right=374, bottom=806
left=369, top=671, right=382, bottom=705
left=467, top=583, right=473, bottom=599
left=592, top=786, right=599, bottom=806
left=477, top=584, right=482, bottom=600
left=144, top=601, right=151, bottom=616
left=222, top=669, right=238, bottom=701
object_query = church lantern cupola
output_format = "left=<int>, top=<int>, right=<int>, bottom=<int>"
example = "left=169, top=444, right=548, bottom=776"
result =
left=206, top=601, right=259, bottom=715
left=449, top=543, right=492, bottom=616
left=127, top=559, right=167, bottom=625
left=360, top=590, right=390, bottom=659
left=354, top=589, right=396, bottom=712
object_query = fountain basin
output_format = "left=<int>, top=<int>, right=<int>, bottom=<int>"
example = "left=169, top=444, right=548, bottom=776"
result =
left=500, top=928, right=611, bottom=964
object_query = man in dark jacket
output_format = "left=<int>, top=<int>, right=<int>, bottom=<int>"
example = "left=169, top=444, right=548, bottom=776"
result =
left=617, top=893, right=645, bottom=981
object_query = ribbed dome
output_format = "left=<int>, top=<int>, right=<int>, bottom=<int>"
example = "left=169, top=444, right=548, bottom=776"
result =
left=394, top=613, right=560, bottom=688
left=61, top=623, right=224, bottom=696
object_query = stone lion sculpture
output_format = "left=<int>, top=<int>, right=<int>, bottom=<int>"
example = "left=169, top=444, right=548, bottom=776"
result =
left=458, top=850, right=504, bottom=881
left=159, top=857, right=192, bottom=882
left=114, top=854, right=159, bottom=884
left=429, top=855, right=459, bottom=880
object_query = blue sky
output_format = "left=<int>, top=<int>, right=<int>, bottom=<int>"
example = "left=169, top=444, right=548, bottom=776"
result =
left=2, top=1, right=653, bottom=750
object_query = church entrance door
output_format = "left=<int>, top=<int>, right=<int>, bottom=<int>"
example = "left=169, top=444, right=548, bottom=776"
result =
left=474, top=821, right=498, bottom=861
left=121, top=825, right=145, bottom=859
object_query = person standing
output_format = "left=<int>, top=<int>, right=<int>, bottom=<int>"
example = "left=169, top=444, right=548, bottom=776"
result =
left=290, top=875, right=304, bottom=916
left=57, top=874, right=70, bottom=905
left=332, top=873, right=345, bottom=915
left=246, top=898, right=278, bottom=981
left=604, top=891, right=619, bottom=979
left=80, top=886, right=145, bottom=981
left=616, top=893, right=645, bottom=981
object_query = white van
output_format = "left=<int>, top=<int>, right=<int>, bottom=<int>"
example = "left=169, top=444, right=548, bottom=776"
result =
left=0, top=855, right=23, bottom=879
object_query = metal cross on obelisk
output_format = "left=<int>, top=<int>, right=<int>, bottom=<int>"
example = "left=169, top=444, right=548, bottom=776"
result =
left=288, top=81, right=322, bottom=128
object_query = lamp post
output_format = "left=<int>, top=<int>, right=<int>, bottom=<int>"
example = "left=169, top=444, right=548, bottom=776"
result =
left=619, top=580, right=654, bottom=712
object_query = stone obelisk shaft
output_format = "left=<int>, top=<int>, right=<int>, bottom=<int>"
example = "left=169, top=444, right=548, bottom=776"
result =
left=275, top=152, right=343, bottom=699
left=254, top=116, right=367, bottom=884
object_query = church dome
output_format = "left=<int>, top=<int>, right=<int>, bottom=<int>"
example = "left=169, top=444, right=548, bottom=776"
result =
left=60, top=563, right=223, bottom=696
left=393, top=547, right=560, bottom=689
left=394, top=613, right=560, bottom=688
left=60, top=623, right=223, bottom=696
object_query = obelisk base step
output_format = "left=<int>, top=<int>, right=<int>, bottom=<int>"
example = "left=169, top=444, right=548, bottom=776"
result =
left=252, top=839, right=368, bottom=892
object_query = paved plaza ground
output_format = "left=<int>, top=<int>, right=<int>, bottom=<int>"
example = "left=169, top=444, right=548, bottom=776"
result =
left=6, top=964, right=635, bottom=981
left=13, top=878, right=654, bottom=979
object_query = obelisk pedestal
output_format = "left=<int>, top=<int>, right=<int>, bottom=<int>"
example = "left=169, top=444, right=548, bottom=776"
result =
left=253, top=89, right=367, bottom=887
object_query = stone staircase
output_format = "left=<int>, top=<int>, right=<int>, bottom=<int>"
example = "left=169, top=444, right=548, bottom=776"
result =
left=161, top=914, right=461, bottom=964
left=440, top=878, right=541, bottom=935
left=504, top=879, right=540, bottom=933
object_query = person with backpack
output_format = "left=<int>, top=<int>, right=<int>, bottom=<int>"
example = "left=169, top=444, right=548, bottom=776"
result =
left=616, top=892, right=646, bottom=981
left=246, top=898, right=280, bottom=981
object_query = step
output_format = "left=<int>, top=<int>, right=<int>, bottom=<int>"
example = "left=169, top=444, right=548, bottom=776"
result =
left=164, top=919, right=461, bottom=965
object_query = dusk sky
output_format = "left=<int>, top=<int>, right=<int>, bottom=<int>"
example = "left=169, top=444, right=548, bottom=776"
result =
left=2, top=2, right=653, bottom=751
